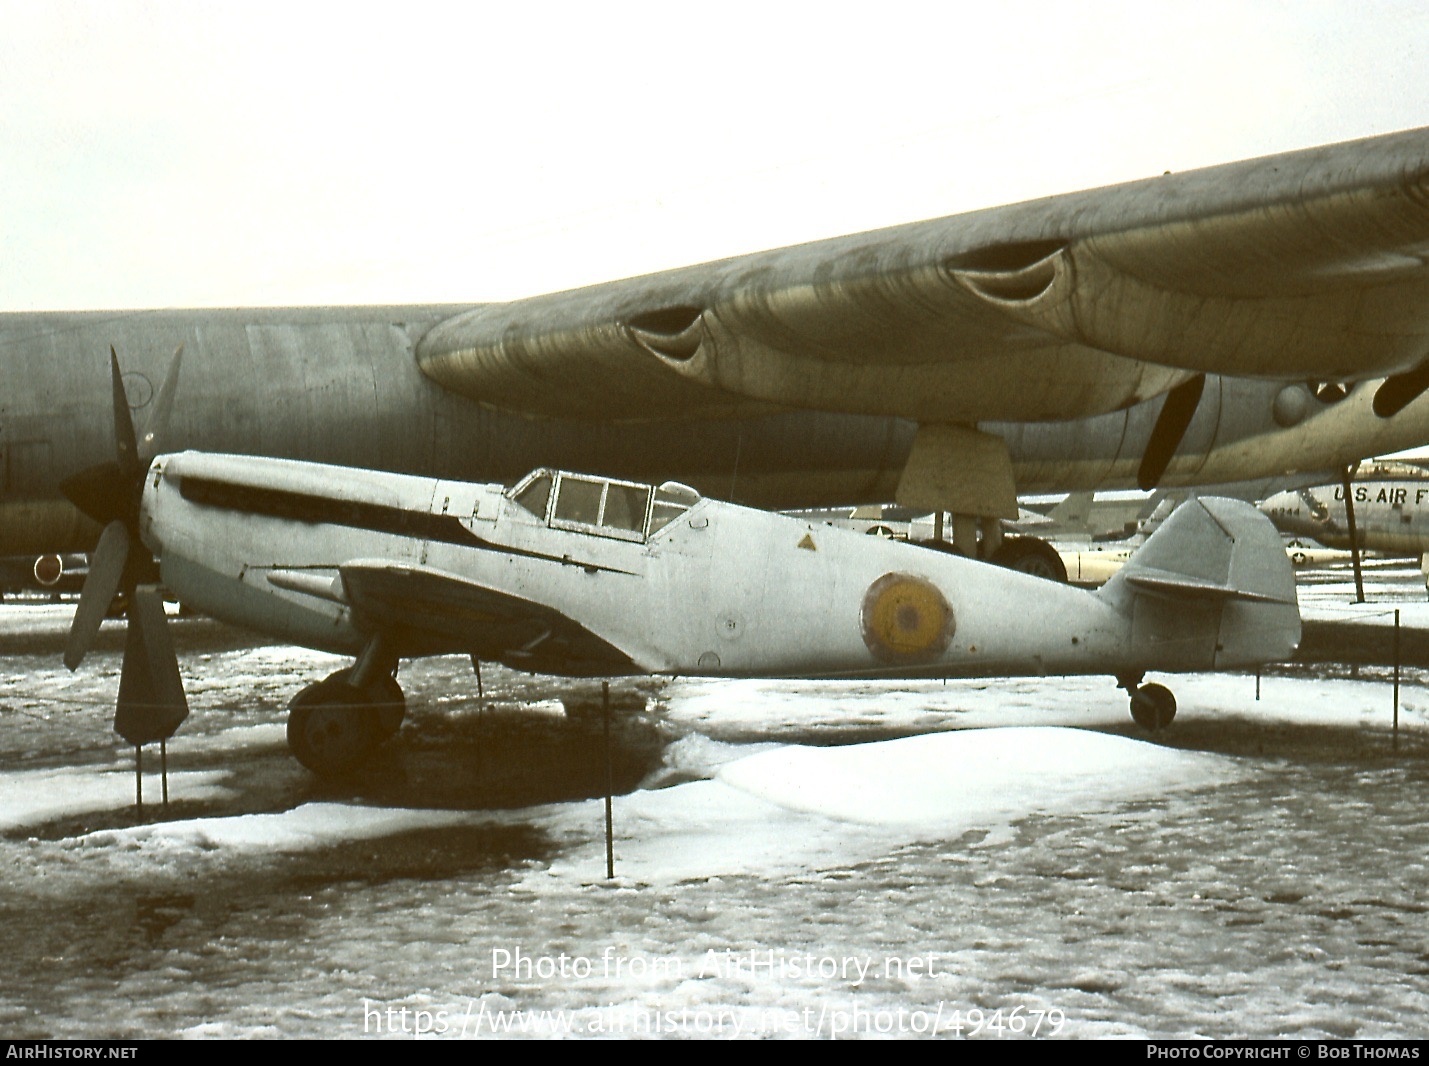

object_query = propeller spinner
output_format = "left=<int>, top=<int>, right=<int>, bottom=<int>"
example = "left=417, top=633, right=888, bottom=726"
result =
left=60, top=346, right=189, bottom=746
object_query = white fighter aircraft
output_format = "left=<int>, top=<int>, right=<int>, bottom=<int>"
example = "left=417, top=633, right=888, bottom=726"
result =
left=62, top=363, right=1301, bottom=775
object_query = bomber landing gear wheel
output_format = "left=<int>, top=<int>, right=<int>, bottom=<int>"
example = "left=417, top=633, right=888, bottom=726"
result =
left=989, top=536, right=1069, bottom=583
left=1129, top=682, right=1177, bottom=732
left=287, top=674, right=381, bottom=775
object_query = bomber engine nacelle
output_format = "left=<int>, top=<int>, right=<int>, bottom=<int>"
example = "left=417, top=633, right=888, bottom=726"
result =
left=32, top=554, right=64, bottom=587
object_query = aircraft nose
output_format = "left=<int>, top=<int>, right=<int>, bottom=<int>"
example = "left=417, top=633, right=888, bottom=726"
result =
left=1258, top=491, right=1295, bottom=517
left=138, top=458, right=168, bottom=555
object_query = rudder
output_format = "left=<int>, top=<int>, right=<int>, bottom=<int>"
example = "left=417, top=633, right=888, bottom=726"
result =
left=1098, top=497, right=1301, bottom=670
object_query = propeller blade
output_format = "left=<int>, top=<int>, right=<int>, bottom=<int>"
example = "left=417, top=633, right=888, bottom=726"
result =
left=114, top=586, right=189, bottom=746
left=64, top=345, right=183, bottom=525
left=109, top=346, right=142, bottom=481
left=64, top=521, right=131, bottom=671
left=1137, top=374, right=1207, bottom=491
left=139, top=344, right=183, bottom=462
left=59, top=461, right=130, bottom=527
left=1372, top=361, right=1429, bottom=418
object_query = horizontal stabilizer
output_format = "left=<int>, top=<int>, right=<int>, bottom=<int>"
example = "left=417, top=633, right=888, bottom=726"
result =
left=1121, top=568, right=1294, bottom=604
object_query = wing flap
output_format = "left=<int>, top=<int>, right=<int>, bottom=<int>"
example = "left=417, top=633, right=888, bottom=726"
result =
left=338, top=561, right=639, bottom=676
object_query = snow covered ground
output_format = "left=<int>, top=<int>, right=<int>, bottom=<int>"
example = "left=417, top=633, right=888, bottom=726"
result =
left=0, top=562, right=1426, bottom=1039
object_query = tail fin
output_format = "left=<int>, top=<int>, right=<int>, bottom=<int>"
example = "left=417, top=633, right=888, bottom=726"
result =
left=1135, top=491, right=1181, bottom=536
left=1098, top=497, right=1301, bottom=670
left=1045, top=490, right=1094, bottom=529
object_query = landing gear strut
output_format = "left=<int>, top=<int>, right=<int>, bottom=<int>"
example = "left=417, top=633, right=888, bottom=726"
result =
left=1118, top=674, right=1177, bottom=732
left=287, top=665, right=406, bottom=775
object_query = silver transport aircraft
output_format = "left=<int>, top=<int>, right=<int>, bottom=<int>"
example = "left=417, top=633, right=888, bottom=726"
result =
left=1260, top=461, right=1429, bottom=574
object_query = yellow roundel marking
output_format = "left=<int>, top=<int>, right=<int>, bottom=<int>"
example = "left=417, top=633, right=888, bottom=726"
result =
left=860, top=572, right=955, bottom=662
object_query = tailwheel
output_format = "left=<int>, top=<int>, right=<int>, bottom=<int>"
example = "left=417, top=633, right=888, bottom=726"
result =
left=1129, top=682, right=1177, bottom=732
left=287, top=672, right=382, bottom=775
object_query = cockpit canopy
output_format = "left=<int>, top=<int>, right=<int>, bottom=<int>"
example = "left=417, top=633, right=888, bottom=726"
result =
left=508, top=469, right=701, bottom=542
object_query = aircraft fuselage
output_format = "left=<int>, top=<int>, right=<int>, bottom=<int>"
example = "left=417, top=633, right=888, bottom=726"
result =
left=1261, top=476, right=1429, bottom=555
left=141, top=452, right=1300, bottom=682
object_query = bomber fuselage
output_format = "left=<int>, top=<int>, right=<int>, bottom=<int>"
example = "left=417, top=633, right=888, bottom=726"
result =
left=6, top=307, right=1429, bottom=555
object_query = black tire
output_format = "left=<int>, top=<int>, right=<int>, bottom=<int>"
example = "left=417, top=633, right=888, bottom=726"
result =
left=365, top=673, right=407, bottom=741
left=324, top=667, right=406, bottom=739
left=1129, top=682, right=1177, bottom=731
left=990, top=536, right=1068, bottom=583
left=287, top=674, right=381, bottom=775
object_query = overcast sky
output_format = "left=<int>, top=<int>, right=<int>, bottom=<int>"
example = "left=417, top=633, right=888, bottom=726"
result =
left=3, top=1, right=1428, bottom=311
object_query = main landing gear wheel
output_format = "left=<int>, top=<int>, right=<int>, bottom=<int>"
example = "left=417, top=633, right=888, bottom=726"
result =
left=1129, top=682, right=1177, bottom=732
left=989, top=536, right=1068, bottom=583
left=366, top=673, right=407, bottom=741
left=286, top=668, right=405, bottom=775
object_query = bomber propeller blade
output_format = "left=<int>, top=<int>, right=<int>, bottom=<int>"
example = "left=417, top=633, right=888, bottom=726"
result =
left=1372, top=361, right=1429, bottom=418
left=1137, top=374, right=1207, bottom=491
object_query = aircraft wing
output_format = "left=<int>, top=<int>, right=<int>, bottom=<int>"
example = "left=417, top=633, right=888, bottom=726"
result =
left=335, top=561, right=639, bottom=676
left=417, top=128, right=1429, bottom=427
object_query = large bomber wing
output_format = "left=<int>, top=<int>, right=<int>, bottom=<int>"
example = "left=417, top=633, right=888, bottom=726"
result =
left=337, top=561, right=638, bottom=677
left=416, top=128, right=1429, bottom=427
